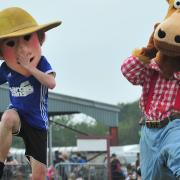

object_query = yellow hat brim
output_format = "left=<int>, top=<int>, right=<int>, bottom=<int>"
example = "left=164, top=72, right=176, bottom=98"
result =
left=0, top=21, right=61, bottom=40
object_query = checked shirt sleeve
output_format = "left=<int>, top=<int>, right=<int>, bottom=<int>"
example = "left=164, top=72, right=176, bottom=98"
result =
left=121, top=56, right=149, bottom=86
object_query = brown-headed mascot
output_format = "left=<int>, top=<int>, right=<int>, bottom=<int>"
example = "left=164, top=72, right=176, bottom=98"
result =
left=121, top=0, right=180, bottom=179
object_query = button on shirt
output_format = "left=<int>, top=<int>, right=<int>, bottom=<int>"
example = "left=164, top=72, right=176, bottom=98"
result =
left=121, top=56, right=180, bottom=121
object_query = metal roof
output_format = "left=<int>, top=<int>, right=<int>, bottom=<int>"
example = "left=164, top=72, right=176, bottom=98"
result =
left=0, top=84, right=120, bottom=127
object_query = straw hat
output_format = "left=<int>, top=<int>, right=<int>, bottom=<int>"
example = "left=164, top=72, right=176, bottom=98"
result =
left=0, top=7, right=61, bottom=40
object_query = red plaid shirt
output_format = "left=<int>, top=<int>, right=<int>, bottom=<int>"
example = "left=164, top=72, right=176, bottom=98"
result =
left=121, top=56, right=180, bottom=121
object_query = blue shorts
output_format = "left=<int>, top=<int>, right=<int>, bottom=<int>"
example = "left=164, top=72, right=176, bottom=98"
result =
left=140, top=119, right=180, bottom=180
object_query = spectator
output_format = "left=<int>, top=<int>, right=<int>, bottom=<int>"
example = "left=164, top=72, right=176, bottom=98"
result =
left=126, top=163, right=137, bottom=180
left=53, top=151, right=68, bottom=180
left=53, top=150, right=63, bottom=166
left=135, top=153, right=141, bottom=179
left=76, top=153, right=87, bottom=164
left=69, top=154, right=78, bottom=163
left=47, top=165, right=58, bottom=180
left=111, top=153, right=125, bottom=180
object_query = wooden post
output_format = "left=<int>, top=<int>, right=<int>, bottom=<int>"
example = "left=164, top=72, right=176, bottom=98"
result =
left=109, top=127, right=118, bottom=146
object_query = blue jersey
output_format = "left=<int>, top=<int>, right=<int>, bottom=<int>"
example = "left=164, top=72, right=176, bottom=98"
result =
left=0, top=56, right=54, bottom=129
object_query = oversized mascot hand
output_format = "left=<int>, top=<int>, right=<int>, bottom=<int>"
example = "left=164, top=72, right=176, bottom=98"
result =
left=132, top=23, right=159, bottom=64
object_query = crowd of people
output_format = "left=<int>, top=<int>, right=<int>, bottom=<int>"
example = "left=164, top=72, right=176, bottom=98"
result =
left=110, top=153, right=141, bottom=180
left=47, top=150, right=142, bottom=180
left=47, top=151, right=88, bottom=180
left=2, top=150, right=141, bottom=180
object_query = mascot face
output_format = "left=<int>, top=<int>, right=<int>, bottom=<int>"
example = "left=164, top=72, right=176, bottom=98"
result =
left=154, top=0, right=180, bottom=56
left=0, top=32, right=41, bottom=76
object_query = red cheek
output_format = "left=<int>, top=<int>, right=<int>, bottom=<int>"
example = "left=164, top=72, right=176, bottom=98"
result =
left=3, top=48, right=16, bottom=63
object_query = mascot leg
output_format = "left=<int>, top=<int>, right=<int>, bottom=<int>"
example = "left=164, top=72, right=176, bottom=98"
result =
left=152, top=119, right=180, bottom=180
left=140, top=120, right=180, bottom=180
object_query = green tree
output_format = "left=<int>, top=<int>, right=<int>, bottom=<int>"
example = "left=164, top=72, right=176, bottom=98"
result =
left=51, top=116, right=108, bottom=147
left=117, top=100, right=141, bottom=145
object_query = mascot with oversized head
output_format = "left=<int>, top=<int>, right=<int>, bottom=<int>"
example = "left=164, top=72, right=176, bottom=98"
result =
left=121, top=0, right=180, bottom=179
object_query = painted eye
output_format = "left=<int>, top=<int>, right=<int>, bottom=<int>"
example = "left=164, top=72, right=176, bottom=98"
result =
left=174, top=0, right=180, bottom=8
left=24, top=34, right=32, bottom=41
left=6, top=40, right=15, bottom=47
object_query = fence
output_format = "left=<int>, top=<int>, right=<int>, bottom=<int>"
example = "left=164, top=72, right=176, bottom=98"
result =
left=1, top=162, right=108, bottom=180
left=2, top=164, right=31, bottom=180
left=54, top=163, right=108, bottom=180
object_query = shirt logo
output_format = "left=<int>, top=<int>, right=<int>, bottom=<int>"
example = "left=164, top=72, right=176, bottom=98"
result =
left=9, top=81, right=34, bottom=97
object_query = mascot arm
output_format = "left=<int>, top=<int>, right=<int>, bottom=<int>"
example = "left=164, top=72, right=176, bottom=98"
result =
left=132, top=23, right=159, bottom=64
left=121, top=56, right=150, bottom=86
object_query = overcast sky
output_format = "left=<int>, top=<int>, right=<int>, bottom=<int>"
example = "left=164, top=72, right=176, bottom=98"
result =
left=0, top=0, right=168, bottom=105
